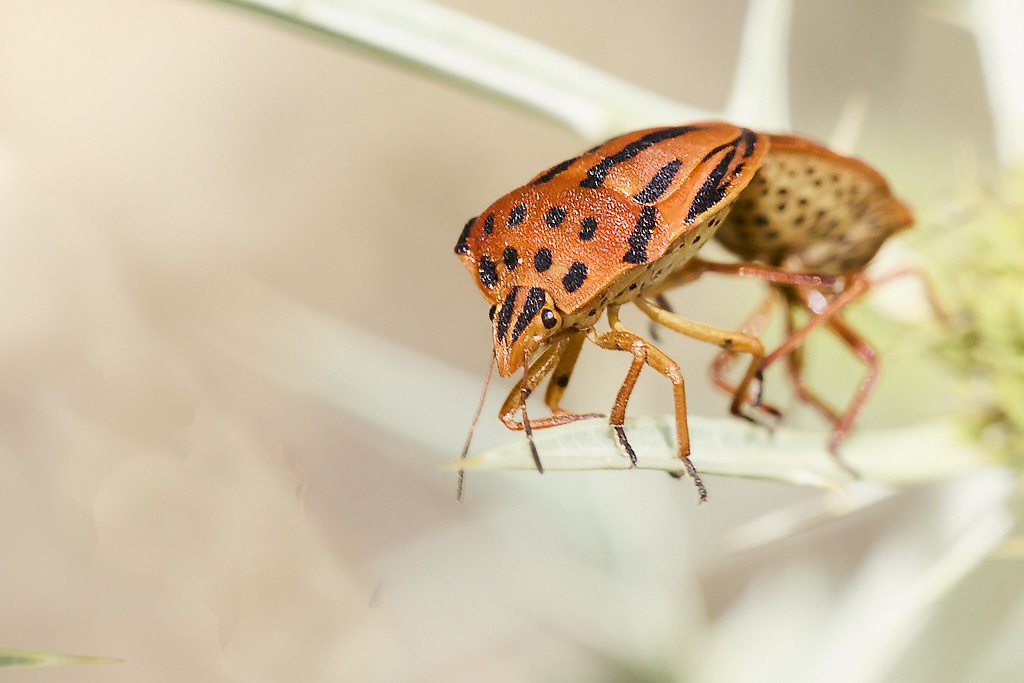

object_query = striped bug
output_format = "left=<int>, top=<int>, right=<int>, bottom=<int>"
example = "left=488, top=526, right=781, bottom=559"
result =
left=454, top=122, right=842, bottom=501
left=687, top=134, right=916, bottom=457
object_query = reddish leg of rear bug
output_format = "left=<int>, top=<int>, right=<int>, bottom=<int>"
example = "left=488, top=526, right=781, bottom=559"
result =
left=779, top=294, right=842, bottom=424
left=752, top=277, right=877, bottom=458
left=818, top=313, right=878, bottom=455
left=709, top=286, right=785, bottom=418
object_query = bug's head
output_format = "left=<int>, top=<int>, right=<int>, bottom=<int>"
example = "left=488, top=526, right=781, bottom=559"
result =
left=489, top=286, right=564, bottom=377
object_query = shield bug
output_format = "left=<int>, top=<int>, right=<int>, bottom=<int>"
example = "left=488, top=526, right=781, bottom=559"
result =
left=455, top=122, right=838, bottom=501
left=690, top=133, right=916, bottom=456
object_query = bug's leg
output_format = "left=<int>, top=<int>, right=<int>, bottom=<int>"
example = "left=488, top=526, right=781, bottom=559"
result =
left=695, top=260, right=843, bottom=290
left=634, top=298, right=770, bottom=428
left=760, top=274, right=870, bottom=368
left=500, top=333, right=600, bottom=431
left=780, top=294, right=841, bottom=424
left=647, top=292, right=675, bottom=342
left=820, top=313, right=879, bottom=455
left=542, top=331, right=591, bottom=416
left=710, top=287, right=783, bottom=416
left=589, top=308, right=706, bottom=502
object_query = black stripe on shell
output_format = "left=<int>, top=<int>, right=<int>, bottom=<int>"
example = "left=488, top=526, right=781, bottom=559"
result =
left=532, top=156, right=580, bottom=184
left=479, top=255, right=498, bottom=288
left=579, top=126, right=700, bottom=189
left=511, top=287, right=547, bottom=342
left=623, top=206, right=657, bottom=264
left=633, top=159, right=683, bottom=204
left=455, top=217, right=474, bottom=255
left=496, top=288, right=518, bottom=342
left=686, top=138, right=740, bottom=223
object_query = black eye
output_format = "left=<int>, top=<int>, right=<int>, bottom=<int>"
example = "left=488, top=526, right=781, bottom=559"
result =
left=541, top=309, right=557, bottom=329
left=488, top=304, right=497, bottom=321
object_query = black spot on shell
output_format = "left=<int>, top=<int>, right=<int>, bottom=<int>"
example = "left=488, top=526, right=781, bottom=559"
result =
left=692, top=234, right=701, bottom=244
left=555, top=374, right=569, bottom=388
left=579, top=216, right=598, bottom=240
left=534, top=248, right=552, bottom=272
left=562, top=262, right=588, bottom=293
left=755, top=214, right=770, bottom=226
left=483, top=213, right=495, bottom=235
left=545, top=206, right=566, bottom=228
left=508, top=204, right=526, bottom=226
left=479, top=256, right=498, bottom=288
left=503, top=246, right=519, bottom=271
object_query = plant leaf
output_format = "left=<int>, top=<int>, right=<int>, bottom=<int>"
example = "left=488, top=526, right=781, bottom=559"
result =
left=0, top=646, right=121, bottom=671
left=448, top=415, right=992, bottom=490
left=211, top=0, right=706, bottom=138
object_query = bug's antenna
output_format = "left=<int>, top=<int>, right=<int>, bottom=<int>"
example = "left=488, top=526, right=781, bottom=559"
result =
left=521, top=349, right=544, bottom=474
left=456, top=353, right=495, bottom=502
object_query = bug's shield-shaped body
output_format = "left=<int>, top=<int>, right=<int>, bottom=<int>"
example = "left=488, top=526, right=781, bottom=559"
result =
left=455, top=122, right=769, bottom=376
left=708, top=134, right=916, bottom=455
left=715, top=134, right=913, bottom=274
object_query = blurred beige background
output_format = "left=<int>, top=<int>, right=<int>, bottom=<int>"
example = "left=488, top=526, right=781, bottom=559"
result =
left=0, top=1, right=1005, bottom=681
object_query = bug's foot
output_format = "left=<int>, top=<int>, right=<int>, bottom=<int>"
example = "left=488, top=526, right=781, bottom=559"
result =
left=827, top=436, right=860, bottom=478
left=613, top=424, right=638, bottom=467
left=668, top=454, right=707, bottom=503
left=733, top=402, right=783, bottom=433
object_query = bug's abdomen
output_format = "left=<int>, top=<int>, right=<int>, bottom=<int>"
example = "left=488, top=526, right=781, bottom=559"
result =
left=714, top=135, right=913, bottom=274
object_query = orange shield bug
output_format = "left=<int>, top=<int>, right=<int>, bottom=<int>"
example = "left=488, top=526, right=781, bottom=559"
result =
left=689, top=133, right=916, bottom=457
left=455, top=122, right=801, bottom=501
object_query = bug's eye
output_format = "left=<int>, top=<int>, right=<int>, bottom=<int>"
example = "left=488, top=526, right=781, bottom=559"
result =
left=541, top=308, right=557, bottom=329
left=488, top=304, right=497, bottom=321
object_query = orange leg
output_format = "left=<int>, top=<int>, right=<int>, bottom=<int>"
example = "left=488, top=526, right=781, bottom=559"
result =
left=542, top=330, right=588, bottom=416
left=499, top=331, right=602, bottom=431
left=634, top=297, right=770, bottom=427
left=589, top=306, right=706, bottom=501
